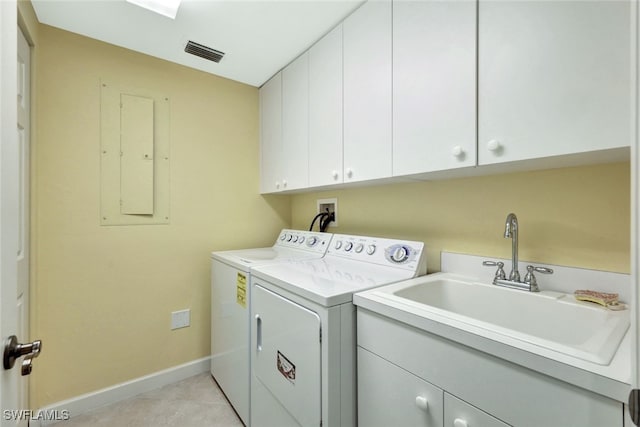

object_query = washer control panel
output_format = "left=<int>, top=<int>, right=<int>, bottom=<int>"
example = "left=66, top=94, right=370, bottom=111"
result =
left=328, top=234, right=426, bottom=273
left=275, top=229, right=332, bottom=254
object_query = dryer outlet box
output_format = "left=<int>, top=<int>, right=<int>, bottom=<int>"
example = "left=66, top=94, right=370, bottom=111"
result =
left=317, top=198, right=338, bottom=227
left=171, top=309, right=190, bottom=330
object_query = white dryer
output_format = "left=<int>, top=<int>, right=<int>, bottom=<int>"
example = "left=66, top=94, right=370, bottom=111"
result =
left=211, top=229, right=332, bottom=425
left=250, top=234, right=426, bottom=427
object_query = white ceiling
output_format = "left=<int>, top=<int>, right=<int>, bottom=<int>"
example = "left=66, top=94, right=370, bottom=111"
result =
left=31, top=0, right=364, bottom=87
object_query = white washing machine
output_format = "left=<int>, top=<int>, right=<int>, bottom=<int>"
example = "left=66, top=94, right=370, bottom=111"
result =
left=250, top=234, right=426, bottom=427
left=211, top=229, right=333, bottom=425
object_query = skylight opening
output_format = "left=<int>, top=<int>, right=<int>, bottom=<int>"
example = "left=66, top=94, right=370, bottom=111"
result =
left=126, top=0, right=182, bottom=19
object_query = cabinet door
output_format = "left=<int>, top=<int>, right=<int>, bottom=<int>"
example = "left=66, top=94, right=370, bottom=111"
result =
left=478, top=0, right=631, bottom=165
left=358, top=347, right=444, bottom=427
left=259, top=73, right=282, bottom=193
left=343, top=0, right=392, bottom=183
left=309, top=25, right=343, bottom=187
left=444, top=393, right=510, bottom=427
left=393, top=0, right=476, bottom=176
left=282, top=53, right=309, bottom=190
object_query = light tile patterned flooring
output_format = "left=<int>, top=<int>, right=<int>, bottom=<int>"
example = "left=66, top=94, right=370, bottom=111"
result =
left=51, top=373, right=244, bottom=427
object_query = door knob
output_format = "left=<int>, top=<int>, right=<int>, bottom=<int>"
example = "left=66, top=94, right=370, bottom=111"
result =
left=3, top=335, right=42, bottom=375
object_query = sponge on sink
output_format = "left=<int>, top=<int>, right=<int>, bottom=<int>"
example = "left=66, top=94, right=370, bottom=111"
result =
left=574, top=290, right=626, bottom=310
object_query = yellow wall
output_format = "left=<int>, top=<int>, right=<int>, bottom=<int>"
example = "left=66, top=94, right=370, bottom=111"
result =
left=32, top=25, right=290, bottom=407
left=292, top=162, right=630, bottom=274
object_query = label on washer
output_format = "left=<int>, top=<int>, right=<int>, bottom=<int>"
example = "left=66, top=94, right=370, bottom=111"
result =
left=277, top=351, right=296, bottom=384
left=236, top=273, right=247, bottom=308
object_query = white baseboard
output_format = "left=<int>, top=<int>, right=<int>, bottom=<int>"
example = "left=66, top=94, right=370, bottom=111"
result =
left=36, top=356, right=211, bottom=426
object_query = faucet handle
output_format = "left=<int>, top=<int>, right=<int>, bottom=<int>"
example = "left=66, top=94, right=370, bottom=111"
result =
left=482, top=260, right=506, bottom=282
left=523, top=265, right=553, bottom=291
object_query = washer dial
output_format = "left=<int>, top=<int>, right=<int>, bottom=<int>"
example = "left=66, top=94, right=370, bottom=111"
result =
left=386, top=244, right=412, bottom=264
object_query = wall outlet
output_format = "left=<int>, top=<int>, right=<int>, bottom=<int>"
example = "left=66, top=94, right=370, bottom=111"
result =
left=317, top=198, right=338, bottom=227
left=171, top=309, right=190, bottom=330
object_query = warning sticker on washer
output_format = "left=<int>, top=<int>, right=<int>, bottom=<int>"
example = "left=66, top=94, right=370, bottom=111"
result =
left=277, top=351, right=296, bottom=384
left=236, top=273, right=247, bottom=308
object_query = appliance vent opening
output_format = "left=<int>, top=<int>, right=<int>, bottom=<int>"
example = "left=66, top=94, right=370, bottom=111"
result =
left=184, top=40, right=225, bottom=63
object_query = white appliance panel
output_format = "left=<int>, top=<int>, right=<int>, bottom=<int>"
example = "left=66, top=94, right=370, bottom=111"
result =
left=211, top=260, right=249, bottom=424
left=253, top=284, right=322, bottom=427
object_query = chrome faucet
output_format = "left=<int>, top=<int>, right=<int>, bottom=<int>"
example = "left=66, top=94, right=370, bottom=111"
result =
left=504, top=213, right=520, bottom=282
left=482, top=213, right=554, bottom=292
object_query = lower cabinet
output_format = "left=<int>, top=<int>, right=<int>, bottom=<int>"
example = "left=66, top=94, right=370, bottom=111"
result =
left=357, top=309, right=623, bottom=427
left=358, top=347, right=508, bottom=427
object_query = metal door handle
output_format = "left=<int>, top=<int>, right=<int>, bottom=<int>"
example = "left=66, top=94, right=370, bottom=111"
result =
left=3, top=335, right=42, bottom=375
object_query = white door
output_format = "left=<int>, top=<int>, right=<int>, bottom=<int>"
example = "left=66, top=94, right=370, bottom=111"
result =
left=392, top=0, right=476, bottom=176
left=252, top=284, right=321, bottom=427
left=281, top=53, right=309, bottom=191
left=259, top=73, right=282, bottom=193
left=478, top=0, right=630, bottom=165
left=2, top=5, right=39, bottom=425
left=343, top=0, right=392, bottom=183
left=1, top=0, right=21, bottom=423
left=308, top=24, right=343, bottom=187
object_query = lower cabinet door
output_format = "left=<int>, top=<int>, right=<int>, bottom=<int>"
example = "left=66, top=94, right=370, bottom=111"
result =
left=358, top=347, right=444, bottom=427
left=444, top=393, right=511, bottom=427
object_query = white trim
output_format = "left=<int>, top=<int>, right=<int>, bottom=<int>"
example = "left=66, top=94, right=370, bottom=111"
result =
left=36, top=357, right=211, bottom=426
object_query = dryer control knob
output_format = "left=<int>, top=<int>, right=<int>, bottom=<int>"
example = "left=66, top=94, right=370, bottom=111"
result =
left=298, top=236, right=305, bottom=244
left=366, top=245, right=376, bottom=255
left=344, top=242, right=354, bottom=252
left=280, top=234, right=286, bottom=241
left=355, top=243, right=364, bottom=253
left=334, top=240, right=343, bottom=250
left=307, top=236, right=318, bottom=247
left=286, top=234, right=293, bottom=242
left=292, top=236, right=298, bottom=243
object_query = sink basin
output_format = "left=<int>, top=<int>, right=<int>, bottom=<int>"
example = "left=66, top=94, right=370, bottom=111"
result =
left=367, top=273, right=629, bottom=365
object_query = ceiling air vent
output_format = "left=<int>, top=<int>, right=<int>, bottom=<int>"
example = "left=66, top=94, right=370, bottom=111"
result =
left=184, top=40, right=225, bottom=63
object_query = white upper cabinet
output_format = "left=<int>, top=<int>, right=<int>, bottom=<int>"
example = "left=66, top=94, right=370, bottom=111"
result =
left=393, top=0, right=477, bottom=176
left=343, top=0, right=392, bottom=183
left=259, top=72, right=282, bottom=194
left=309, top=25, right=344, bottom=188
left=281, top=53, right=310, bottom=191
left=478, top=0, right=631, bottom=165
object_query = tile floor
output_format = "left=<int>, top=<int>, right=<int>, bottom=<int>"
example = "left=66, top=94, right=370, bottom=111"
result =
left=51, top=373, right=244, bottom=427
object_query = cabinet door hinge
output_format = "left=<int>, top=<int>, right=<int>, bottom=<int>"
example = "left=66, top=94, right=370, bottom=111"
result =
left=629, top=389, right=640, bottom=426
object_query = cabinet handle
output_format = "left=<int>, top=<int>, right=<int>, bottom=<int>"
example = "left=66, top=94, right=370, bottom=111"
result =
left=346, top=168, right=353, bottom=179
left=282, top=179, right=287, bottom=188
left=453, top=418, right=469, bottom=427
left=451, top=145, right=464, bottom=158
left=275, top=182, right=280, bottom=189
left=487, top=139, right=502, bottom=152
left=331, top=170, right=339, bottom=180
left=414, top=396, right=429, bottom=411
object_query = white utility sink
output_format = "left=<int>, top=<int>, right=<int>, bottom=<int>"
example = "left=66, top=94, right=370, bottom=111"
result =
left=366, top=273, right=629, bottom=365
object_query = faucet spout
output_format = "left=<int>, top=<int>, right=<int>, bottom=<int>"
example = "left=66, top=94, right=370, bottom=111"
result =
left=504, top=213, right=520, bottom=282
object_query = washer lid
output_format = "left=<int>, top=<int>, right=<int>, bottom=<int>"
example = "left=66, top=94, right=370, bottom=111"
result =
left=252, top=256, right=420, bottom=307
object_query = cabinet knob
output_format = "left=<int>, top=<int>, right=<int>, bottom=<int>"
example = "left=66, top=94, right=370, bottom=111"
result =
left=331, top=170, right=339, bottom=180
left=453, top=418, right=469, bottom=427
left=415, top=396, right=429, bottom=411
left=282, top=180, right=287, bottom=188
left=275, top=182, right=280, bottom=189
left=451, top=145, right=464, bottom=158
left=346, top=168, right=353, bottom=179
left=487, top=139, right=502, bottom=152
